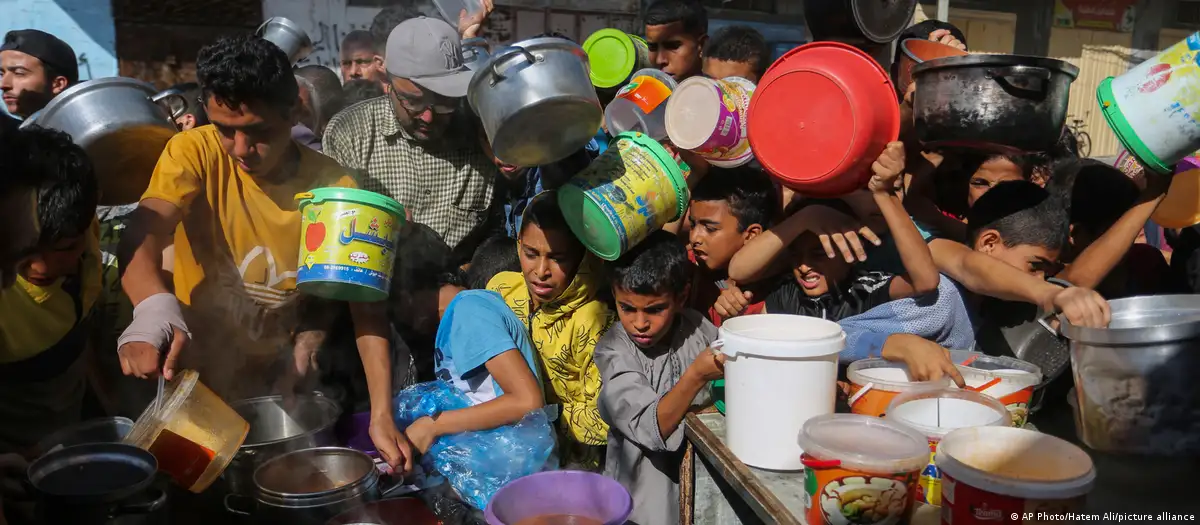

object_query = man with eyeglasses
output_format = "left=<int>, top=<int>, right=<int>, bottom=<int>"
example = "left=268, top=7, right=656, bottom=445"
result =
left=324, top=17, right=497, bottom=260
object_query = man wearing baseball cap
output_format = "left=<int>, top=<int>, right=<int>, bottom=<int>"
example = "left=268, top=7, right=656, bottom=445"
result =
left=325, top=16, right=498, bottom=260
left=1, top=29, right=78, bottom=119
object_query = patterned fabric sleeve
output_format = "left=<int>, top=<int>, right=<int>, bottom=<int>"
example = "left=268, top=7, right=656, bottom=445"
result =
left=838, top=275, right=976, bottom=361
left=562, top=302, right=615, bottom=447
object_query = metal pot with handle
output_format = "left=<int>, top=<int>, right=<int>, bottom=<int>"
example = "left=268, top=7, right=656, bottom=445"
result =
left=803, top=0, right=917, bottom=46
left=1059, top=295, right=1200, bottom=456
left=257, top=16, right=314, bottom=65
left=23, top=77, right=178, bottom=206
left=224, top=394, right=341, bottom=498
left=468, top=37, right=602, bottom=168
left=911, top=54, right=1079, bottom=153
left=27, top=443, right=168, bottom=524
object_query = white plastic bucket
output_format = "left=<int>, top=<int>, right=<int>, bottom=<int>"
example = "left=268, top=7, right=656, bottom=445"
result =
left=845, top=358, right=950, bottom=417
left=717, top=314, right=844, bottom=471
left=935, top=427, right=1095, bottom=524
left=603, top=68, right=677, bottom=140
left=1099, top=32, right=1200, bottom=174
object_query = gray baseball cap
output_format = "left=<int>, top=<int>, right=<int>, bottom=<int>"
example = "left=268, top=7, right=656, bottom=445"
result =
left=385, top=17, right=472, bottom=98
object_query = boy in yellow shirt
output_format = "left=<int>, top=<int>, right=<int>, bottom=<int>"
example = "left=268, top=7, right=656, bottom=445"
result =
left=115, top=35, right=414, bottom=473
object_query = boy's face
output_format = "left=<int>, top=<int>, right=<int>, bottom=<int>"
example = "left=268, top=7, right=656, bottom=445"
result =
left=789, top=232, right=852, bottom=297
left=646, top=22, right=705, bottom=82
left=613, top=286, right=687, bottom=348
left=967, top=157, right=1025, bottom=208
left=206, top=96, right=296, bottom=177
left=0, top=187, right=39, bottom=288
left=519, top=223, right=584, bottom=305
left=702, top=58, right=758, bottom=83
left=974, top=230, right=1060, bottom=279
left=20, top=234, right=88, bottom=286
left=687, top=199, right=757, bottom=274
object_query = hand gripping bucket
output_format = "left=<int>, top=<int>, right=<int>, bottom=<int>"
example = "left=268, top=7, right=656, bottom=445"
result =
left=296, top=187, right=406, bottom=302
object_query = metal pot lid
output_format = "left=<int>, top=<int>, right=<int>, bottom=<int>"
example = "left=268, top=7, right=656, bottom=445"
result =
left=912, top=53, right=1081, bottom=79
left=258, top=16, right=312, bottom=41
left=28, top=443, right=157, bottom=501
left=1059, top=294, right=1200, bottom=345
left=851, top=0, right=918, bottom=43
left=230, top=394, right=341, bottom=449
left=22, top=77, right=160, bottom=127
left=254, top=447, right=375, bottom=498
left=468, top=36, right=588, bottom=94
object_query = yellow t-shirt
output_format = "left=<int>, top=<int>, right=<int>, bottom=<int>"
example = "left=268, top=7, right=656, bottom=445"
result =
left=141, top=126, right=354, bottom=368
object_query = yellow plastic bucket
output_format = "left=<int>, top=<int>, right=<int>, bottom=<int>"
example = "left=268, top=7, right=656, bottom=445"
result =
left=295, top=187, right=405, bottom=302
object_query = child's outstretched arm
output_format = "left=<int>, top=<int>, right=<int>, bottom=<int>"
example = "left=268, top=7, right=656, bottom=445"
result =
left=869, top=142, right=940, bottom=299
left=1058, top=171, right=1170, bottom=289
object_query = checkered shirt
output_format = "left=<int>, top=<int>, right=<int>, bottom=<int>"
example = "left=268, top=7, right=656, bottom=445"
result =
left=324, top=96, right=497, bottom=249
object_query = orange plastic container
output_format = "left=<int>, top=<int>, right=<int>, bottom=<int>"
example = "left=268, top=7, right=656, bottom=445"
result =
left=748, top=42, right=900, bottom=197
left=124, top=370, right=249, bottom=492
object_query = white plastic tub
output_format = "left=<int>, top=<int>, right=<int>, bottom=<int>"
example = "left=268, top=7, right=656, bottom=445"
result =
left=717, top=314, right=843, bottom=471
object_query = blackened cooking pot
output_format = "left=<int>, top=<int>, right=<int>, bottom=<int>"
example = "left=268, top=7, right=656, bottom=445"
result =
left=27, top=443, right=167, bottom=525
left=911, top=54, right=1079, bottom=153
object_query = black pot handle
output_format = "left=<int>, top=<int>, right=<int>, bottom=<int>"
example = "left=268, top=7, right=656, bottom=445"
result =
left=112, top=487, right=168, bottom=516
left=224, top=493, right=255, bottom=516
left=987, top=65, right=1052, bottom=93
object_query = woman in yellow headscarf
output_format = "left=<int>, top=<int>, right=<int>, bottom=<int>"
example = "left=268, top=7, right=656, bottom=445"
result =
left=488, top=191, right=614, bottom=470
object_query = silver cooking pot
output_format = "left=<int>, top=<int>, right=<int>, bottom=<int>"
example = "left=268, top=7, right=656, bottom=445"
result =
left=228, top=447, right=394, bottom=525
left=224, top=394, right=341, bottom=498
left=258, top=16, right=314, bottom=65
left=1059, top=294, right=1200, bottom=455
left=468, top=37, right=602, bottom=167
left=23, top=77, right=177, bottom=206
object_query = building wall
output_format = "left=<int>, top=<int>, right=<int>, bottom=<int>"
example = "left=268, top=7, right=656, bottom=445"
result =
left=112, top=0, right=261, bottom=88
left=0, top=0, right=118, bottom=81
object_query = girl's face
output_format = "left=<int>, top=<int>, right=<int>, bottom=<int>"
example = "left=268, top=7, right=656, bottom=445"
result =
left=519, top=223, right=584, bottom=305
left=967, top=157, right=1025, bottom=207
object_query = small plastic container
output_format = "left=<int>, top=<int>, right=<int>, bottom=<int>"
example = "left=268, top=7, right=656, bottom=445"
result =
left=582, top=29, right=650, bottom=90
left=845, top=358, right=950, bottom=417
left=124, top=370, right=249, bottom=493
left=604, top=68, right=677, bottom=140
left=953, top=353, right=1042, bottom=428
left=798, top=414, right=930, bottom=525
left=433, top=0, right=483, bottom=27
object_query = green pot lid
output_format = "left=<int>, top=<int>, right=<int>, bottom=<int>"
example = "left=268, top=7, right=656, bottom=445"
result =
left=297, top=187, right=407, bottom=218
left=584, top=29, right=641, bottom=89
left=1096, top=77, right=1172, bottom=174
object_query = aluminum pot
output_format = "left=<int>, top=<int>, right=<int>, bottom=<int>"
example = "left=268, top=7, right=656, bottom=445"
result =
left=1060, top=295, right=1200, bottom=455
left=228, top=447, right=391, bottom=525
left=23, top=77, right=177, bottom=206
left=468, top=37, right=602, bottom=167
left=224, top=394, right=341, bottom=498
left=257, top=16, right=313, bottom=65
left=911, top=54, right=1079, bottom=153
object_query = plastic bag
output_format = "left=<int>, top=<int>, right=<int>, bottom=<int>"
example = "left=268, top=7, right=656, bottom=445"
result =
left=394, top=381, right=558, bottom=510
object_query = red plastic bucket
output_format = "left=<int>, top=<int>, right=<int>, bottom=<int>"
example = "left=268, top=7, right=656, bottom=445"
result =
left=748, top=42, right=900, bottom=197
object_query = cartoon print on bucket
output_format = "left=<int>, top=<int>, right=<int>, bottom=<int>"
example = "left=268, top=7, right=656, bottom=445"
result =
left=804, top=470, right=914, bottom=525
left=296, top=188, right=405, bottom=302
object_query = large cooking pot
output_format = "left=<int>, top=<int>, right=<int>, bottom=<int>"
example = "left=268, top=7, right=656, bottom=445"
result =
left=33, top=416, right=134, bottom=457
left=894, top=38, right=967, bottom=98
left=911, top=54, right=1079, bottom=153
left=27, top=443, right=167, bottom=524
left=257, top=16, right=314, bottom=65
left=804, top=0, right=917, bottom=45
left=224, top=394, right=341, bottom=497
left=468, top=37, right=602, bottom=168
left=23, top=77, right=177, bottom=206
left=1060, top=295, right=1200, bottom=456
left=229, top=447, right=393, bottom=525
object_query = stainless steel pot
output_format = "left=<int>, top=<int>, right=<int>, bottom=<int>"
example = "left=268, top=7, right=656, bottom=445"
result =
left=468, top=37, right=602, bottom=167
left=1060, top=295, right=1200, bottom=455
left=28, top=443, right=167, bottom=524
left=911, top=54, right=1079, bottom=153
left=33, top=416, right=134, bottom=458
left=257, top=17, right=314, bottom=65
left=225, top=395, right=341, bottom=497
left=23, top=77, right=177, bottom=206
left=230, top=447, right=388, bottom=525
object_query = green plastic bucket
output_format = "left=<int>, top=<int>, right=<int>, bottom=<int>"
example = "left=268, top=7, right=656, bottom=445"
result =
left=583, top=29, right=651, bottom=89
left=295, top=187, right=406, bottom=302
left=558, top=132, right=688, bottom=261
left=1097, top=77, right=1170, bottom=174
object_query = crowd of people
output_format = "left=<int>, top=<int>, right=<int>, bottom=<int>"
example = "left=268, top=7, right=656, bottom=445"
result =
left=0, top=0, right=1192, bottom=523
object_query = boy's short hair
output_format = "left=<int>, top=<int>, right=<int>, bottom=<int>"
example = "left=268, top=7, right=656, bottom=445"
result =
left=341, top=30, right=375, bottom=55
left=390, top=223, right=456, bottom=297
left=197, top=34, right=298, bottom=115
left=467, top=235, right=520, bottom=290
left=703, top=25, right=770, bottom=78
left=644, top=0, right=708, bottom=36
left=690, top=166, right=779, bottom=231
left=1065, top=159, right=1139, bottom=234
left=342, top=79, right=386, bottom=106
left=521, top=191, right=578, bottom=241
left=966, top=180, right=1068, bottom=251
left=609, top=230, right=692, bottom=297
left=20, top=126, right=99, bottom=246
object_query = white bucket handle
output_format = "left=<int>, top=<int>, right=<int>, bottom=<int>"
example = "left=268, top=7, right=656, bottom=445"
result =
left=712, top=338, right=736, bottom=357
left=847, top=382, right=875, bottom=407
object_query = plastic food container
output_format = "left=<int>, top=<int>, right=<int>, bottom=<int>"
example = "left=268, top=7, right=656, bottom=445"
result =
left=295, top=187, right=405, bottom=302
left=604, top=68, right=677, bottom=140
left=717, top=314, right=843, bottom=471
left=936, top=426, right=1095, bottom=524
left=798, top=414, right=930, bottom=525
left=123, top=370, right=249, bottom=493
left=582, top=29, right=651, bottom=90
left=954, top=354, right=1042, bottom=428
left=485, top=471, right=632, bottom=525
left=665, top=76, right=756, bottom=167
left=1151, top=156, right=1200, bottom=228
left=846, top=358, right=950, bottom=417
left=886, top=388, right=1010, bottom=507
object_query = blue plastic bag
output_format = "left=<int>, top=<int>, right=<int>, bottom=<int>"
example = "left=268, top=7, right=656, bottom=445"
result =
left=394, top=381, right=558, bottom=509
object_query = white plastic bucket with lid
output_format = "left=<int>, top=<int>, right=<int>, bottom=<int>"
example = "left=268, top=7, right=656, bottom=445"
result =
left=717, top=314, right=843, bottom=471
left=846, top=358, right=951, bottom=417
left=935, top=426, right=1095, bottom=523
left=797, top=414, right=930, bottom=525
left=604, top=68, right=677, bottom=140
